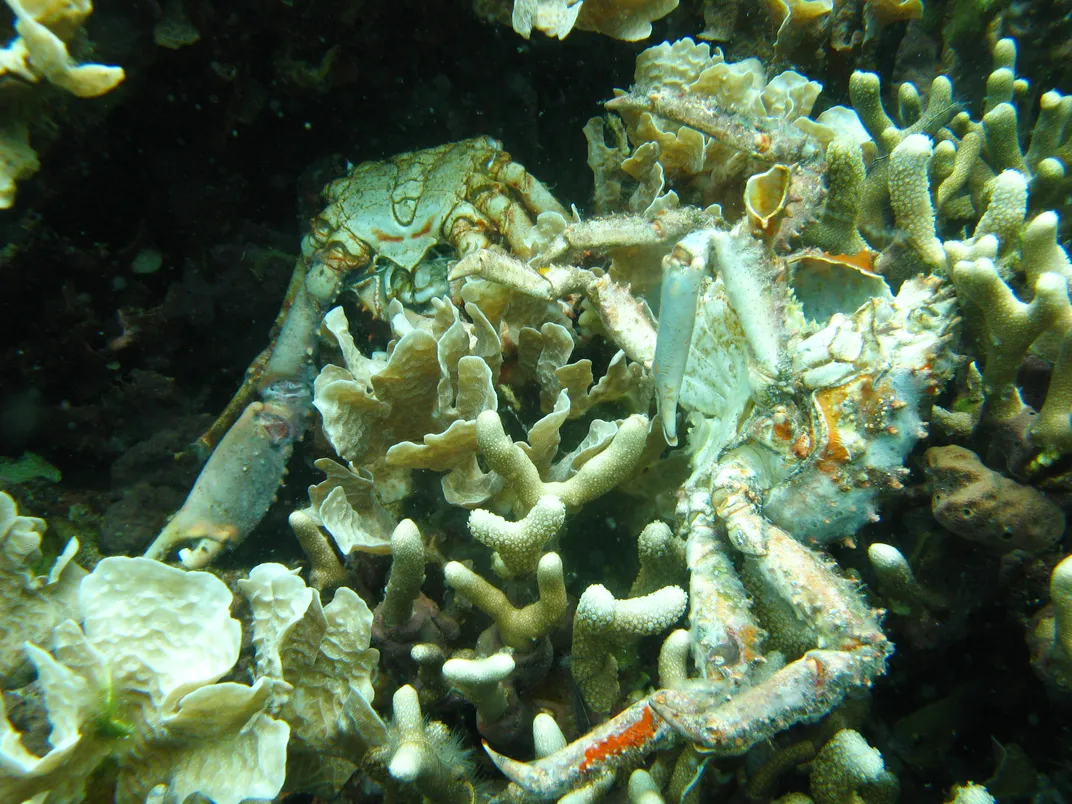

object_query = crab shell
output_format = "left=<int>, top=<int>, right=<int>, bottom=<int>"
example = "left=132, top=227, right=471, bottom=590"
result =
left=299, top=136, right=567, bottom=310
left=681, top=255, right=959, bottom=546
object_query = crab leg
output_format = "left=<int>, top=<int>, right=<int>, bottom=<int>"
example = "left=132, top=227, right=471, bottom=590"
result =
left=144, top=252, right=349, bottom=568
left=678, top=465, right=768, bottom=686
left=484, top=699, right=678, bottom=800
left=657, top=469, right=890, bottom=753
left=606, top=90, right=821, bottom=167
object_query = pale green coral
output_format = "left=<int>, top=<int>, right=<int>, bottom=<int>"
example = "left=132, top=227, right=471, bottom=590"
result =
left=381, top=519, right=427, bottom=627
left=571, top=584, right=687, bottom=713
left=442, top=652, right=515, bottom=724
left=0, top=557, right=287, bottom=804
left=444, top=552, right=568, bottom=650
left=809, top=729, right=898, bottom=804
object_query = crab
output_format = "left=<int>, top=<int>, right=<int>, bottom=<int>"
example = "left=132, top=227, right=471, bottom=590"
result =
left=145, top=136, right=567, bottom=569
left=465, top=206, right=958, bottom=798
left=304, top=135, right=568, bottom=313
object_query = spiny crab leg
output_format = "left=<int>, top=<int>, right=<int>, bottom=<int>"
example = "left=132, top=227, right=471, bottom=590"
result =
left=650, top=645, right=885, bottom=757
left=531, top=206, right=710, bottom=267
left=484, top=698, right=678, bottom=800
left=605, top=90, right=822, bottom=167
left=659, top=465, right=890, bottom=752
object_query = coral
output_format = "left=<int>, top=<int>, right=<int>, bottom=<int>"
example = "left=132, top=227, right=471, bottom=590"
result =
left=315, top=299, right=501, bottom=507
left=238, top=563, right=385, bottom=779
left=809, top=729, right=899, bottom=804
left=468, top=494, right=566, bottom=578
left=444, top=551, right=568, bottom=650
left=945, top=784, right=997, bottom=804
left=288, top=508, right=350, bottom=591
left=365, top=684, right=475, bottom=804
left=483, top=0, right=679, bottom=41
left=381, top=519, right=428, bottom=627
left=0, top=122, right=38, bottom=209
left=952, top=254, right=1072, bottom=440
left=0, top=491, right=83, bottom=687
left=888, top=134, right=946, bottom=269
left=475, top=407, right=650, bottom=514
left=571, top=584, right=687, bottom=713
left=0, top=0, right=125, bottom=206
left=442, top=651, right=516, bottom=724
left=628, top=767, right=665, bottom=803
left=0, top=557, right=288, bottom=804
left=656, top=628, right=691, bottom=689
left=924, top=445, right=1065, bottom=552
left=866, top=542, right=941, bottom=618
left=47, top=10, right=1072, bottom=801
left=1028, top=554, right=1072, bottom=690
left=304, top=457, right=398, bottom=558
left=601, top=37, right=831, bottom=224
left=630, top=521, right=687, bottom=597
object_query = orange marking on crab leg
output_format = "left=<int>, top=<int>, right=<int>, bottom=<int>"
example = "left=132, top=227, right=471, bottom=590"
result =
left=484, top=698, right=676, bottom=799
left=579, top=703, right=658, bottom=772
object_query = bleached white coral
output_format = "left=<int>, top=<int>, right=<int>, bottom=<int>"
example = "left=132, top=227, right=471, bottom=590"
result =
left=238, top=563, right=385, bottom=763
left=0, top=557, right=288, bottom=804
left=0, top=491, right=83, bottom=687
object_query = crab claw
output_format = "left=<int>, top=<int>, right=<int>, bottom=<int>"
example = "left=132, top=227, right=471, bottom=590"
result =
left=483, top=742, right=562, bottom=799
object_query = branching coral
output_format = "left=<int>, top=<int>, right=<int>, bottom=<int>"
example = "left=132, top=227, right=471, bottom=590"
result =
left=445, top=552, right=568, bottom=650
left=364, top=684, right=475, bottom=804
left=571, top=584, right=687, bottom=712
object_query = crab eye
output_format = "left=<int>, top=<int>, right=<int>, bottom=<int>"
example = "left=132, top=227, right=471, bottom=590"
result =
left=311, top=215, right=335, bottom=242
left=317, top=240, right=352, bottom=273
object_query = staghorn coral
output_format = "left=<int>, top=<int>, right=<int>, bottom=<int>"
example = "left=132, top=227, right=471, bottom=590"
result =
left=445, top=551, right=568, bottom=650
left=809, top=729, right=899, bottom=804
left=1028, top=554, right=1072, bottom=691
left=364, top=684, right=476, bottom=804
left=571, top=584, right=687, bottom=713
